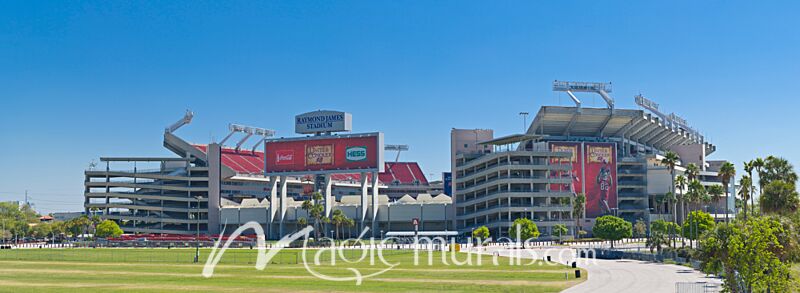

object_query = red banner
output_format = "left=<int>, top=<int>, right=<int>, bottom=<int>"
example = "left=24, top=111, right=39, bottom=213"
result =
left=549, top=142, right=582, bottom=194
left=584, top=143, right=617, bottom=218
left=264, top=133, right=383, bottom=175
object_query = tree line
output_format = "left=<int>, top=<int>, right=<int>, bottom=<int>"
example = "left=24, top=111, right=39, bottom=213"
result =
left=661, top=153, right=800, bottom=292
left=0, top=202, right=123, bottom=242
left=468, top=153, right=799, bottom=292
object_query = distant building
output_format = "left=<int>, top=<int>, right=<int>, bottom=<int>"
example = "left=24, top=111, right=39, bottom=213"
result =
left=52, top=212, right=84, bottom=221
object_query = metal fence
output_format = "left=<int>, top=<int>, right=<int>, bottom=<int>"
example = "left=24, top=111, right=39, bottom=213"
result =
left=675, top=282, right=720, bottom=293
left=0, top=244, right=421, bottom=265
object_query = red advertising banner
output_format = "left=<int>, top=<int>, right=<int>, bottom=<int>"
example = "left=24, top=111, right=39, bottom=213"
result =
left=584, top=142, right=617, bottom=218
left=264, top=133, right=384, bottom=175
left=549, top=142, right=582, bottom=194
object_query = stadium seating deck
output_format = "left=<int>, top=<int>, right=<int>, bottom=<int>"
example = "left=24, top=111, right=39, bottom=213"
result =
left=194, top=145, right=265, bottom=174
left=193, top=145, right=427, bottom=185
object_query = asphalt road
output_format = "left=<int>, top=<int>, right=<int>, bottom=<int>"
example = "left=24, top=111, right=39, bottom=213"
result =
left=477, top=247, right=722, bottom=293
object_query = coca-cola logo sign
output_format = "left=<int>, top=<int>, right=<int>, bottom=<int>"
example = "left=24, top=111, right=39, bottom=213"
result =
left=275, top=150, right=294, bottom=165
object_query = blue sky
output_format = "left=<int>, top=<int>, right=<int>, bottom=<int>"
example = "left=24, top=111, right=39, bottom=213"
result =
left=1, top=1, right=799, bottom=213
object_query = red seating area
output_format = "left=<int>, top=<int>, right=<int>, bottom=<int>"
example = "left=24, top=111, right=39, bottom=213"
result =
left=193, top=144, right=427, bottom=185
left=330, top=162, right=428, bottom=185
left=194, top=145, right=265, bottom=174
left=379, top=162, right=428, bottom=185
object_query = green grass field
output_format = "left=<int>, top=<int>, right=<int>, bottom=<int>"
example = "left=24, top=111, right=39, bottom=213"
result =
left=0, top=248, right=585, bottom=292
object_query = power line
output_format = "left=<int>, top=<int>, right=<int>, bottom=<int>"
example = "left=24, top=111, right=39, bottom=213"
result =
left=0, top=190, right=81, bottom=197
left=25, top=197, right=80, bottom=204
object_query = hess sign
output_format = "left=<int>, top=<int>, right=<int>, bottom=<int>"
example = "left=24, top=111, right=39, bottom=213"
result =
left=295, top=110, right=353, bottom=134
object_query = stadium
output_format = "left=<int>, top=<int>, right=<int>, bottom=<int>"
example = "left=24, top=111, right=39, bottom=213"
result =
left=450, top=81, right=733, bottom=238
left=84, top=110, right=451, bottom=239
left=84, top=81, right=734, bottom=241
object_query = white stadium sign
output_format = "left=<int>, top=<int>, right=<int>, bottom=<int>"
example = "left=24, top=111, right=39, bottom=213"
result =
left=295, top=110, right=353, bottom=134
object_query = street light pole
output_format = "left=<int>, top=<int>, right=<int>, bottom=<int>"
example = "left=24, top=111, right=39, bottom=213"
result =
left=194, top=195, right=201, bottom=263
left=471, top=228, right=475, bottom=246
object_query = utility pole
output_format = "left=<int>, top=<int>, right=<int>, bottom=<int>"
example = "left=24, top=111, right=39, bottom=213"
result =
left=194, top=195, right=201, bottom=263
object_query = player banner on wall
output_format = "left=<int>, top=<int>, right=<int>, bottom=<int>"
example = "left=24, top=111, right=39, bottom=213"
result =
left=549, top=142, right=582, bottom=194
left=584, top=142, right=617, bottom=218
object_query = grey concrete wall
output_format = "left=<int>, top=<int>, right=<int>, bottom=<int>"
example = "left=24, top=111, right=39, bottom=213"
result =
left=207, top=143, right=222, bottom=234
left=669, top=144, right=705, bottom=170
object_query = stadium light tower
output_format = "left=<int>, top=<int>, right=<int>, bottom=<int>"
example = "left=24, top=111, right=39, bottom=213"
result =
left=519, top=112, right=529, bottom=132
left=384, top=145, right=409, bottom=182
left=384, top=145, right=409, bottom=163
left=250, top=128, right=276, bottom=153
left=219, top=124, right=243, bottom=145
left=220, top=124, right=275, bottom=151
left=165, top=110, right=194, bottom=133
left=234, top=126, right=254, bottom=151
left=552, top=80, right=614, bottom=110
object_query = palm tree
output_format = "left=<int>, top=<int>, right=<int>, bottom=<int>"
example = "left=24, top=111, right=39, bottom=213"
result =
left=718, top=162, right=736, bottom=222
left=330, top=211, right=341, bottom=240
left=756, top=156, right=798, bottom=216
left=345, top=218, right=355, bottom=239
left=572, top=193, right=585, bottom=238
left=686, top=180, right=707, bottom=248
left=655, top=193, right=666, bottom=215
left=553, top=224, right=568, bottom=243
left=743, top=161, right=755, bottom=219
left=675, top=175, right=688, bottom=224
left=301, top=192, right=326, bottom=239
left=89, top=215, right=101, bottom=243
left=684, top=164, right=699, bottom=221
left=663, top=192, right=676, bottom=218
left=72, top=216, right=92, bottom=241
left=759, top=180, right=800, bottom=215
left=762, top=156, right=798, bottom=185
left=685, top=163, right=700, bottom=181
left=660, top=152, right=680, bottom=221
left=297, top=217, right=308, bottom=231
left=330, top=209, right=349, bottom=240
left=738, top=176, right=752, bottom=220
left=752, top=157, right=765, bottom=214
left=687, top=179, right=706, bottom=214
left=646, top=231, right=669, bottom=255
left=706, top=185, right=724, bottom=218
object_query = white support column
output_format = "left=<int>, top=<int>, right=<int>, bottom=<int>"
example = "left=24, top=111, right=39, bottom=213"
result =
left=269, top=176, right=279, bottom=221
left=360, top=172, right=368, bottom=229
left=269, top=176, right=279, bottom=239
left=371, top=171, right=379, bottom=236
left=371, top=172, right=379, bottom=219
left=279, top=176, right=288, bottom=237
left=324, top=174, right=333, bottom=217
